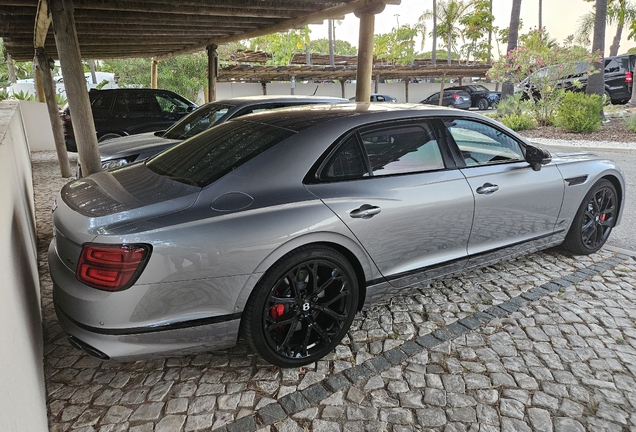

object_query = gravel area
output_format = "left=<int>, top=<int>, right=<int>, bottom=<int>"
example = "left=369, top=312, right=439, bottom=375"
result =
left=32, top=151, right=636, bottom=432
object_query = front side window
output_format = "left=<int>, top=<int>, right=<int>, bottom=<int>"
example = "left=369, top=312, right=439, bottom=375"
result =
left=446, top=118, right=524, bottom=166
left=91, top=94, right=114, bottom=112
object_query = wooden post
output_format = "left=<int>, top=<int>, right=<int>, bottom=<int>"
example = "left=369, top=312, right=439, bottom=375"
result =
left=7, top=54, right=17, bottom=84
left=375, top=74, right=380, bottom=93
left=151, top=59, right=158, bottom=89
left=88, top=60, right=97, bottom=84
left=50, top=0, right=101, bottom=176
left=340, top=80, right=346, bottom=98
left=439, top=73, right=446, bottom=106
left=261, top=81, right=267, bottom=95
left=207, top=44, right=218, bottom=102
left=291, top=76, right=296, bottom=95
left=355, top=6, right=383, bottom=102
left=404, top=78, right=409, bottom=103
left=35, top=49, right=72, bottom=178
left=33, top=62, right=46, bottom=103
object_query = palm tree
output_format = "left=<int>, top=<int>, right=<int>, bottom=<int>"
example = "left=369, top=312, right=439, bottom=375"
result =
left=501, top=0, right=522, bottom=100
left=577, top=0, right=636, bottom=56
left=417, top=1, right=437, bottom=65
left=587, top=0, right=608, bottom=97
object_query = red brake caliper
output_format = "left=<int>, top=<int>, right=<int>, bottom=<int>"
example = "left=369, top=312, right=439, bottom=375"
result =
left=269, top=304, right=285, bottom=332
left=600, top=214, right=606, bottom=222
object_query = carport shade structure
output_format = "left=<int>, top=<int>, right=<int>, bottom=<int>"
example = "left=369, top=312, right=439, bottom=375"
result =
left=0, top=0, right=400, bottom=176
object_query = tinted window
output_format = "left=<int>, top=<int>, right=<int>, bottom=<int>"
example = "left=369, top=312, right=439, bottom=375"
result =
left=376, top=95, right=386, bottom=102
left=446, top=119, right=524, bottom=166
left=91, top=94, right=114, bottom=112
left=147, top=120, right=295, bottom=187
left=163, top=103, right=234, bottom=139
left=114, top=92, right=162, bottom=113
left=360, top=123, right=444, bottom=176
left=321, top=135, right=368, bottom=180
left=156, top=94, right=190, bottom=113
left=605, top=59, right=620, bottom=73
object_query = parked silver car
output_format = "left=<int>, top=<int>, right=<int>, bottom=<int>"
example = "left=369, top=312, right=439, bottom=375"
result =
left=50, top=103, right=624, bottom=367
left=78, top=95, right=348, bottom=177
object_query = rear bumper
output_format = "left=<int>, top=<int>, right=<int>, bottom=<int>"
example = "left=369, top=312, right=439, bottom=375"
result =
left=54, top=295, right=240, bottom=361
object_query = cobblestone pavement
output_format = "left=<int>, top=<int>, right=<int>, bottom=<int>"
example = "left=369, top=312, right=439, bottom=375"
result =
left=33, top=152, right=636, bottom=432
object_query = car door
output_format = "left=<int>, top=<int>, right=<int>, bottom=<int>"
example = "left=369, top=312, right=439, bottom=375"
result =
left=305, top=119, right=475, bottom=288
left=444, top=118, right=564, bottom=260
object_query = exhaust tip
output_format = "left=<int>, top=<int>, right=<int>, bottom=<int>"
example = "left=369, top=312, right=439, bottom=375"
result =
left=68, top=335, right=110, bottom=360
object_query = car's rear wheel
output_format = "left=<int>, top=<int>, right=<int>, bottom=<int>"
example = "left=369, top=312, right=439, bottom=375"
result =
left=477, top=98, right=489, bottom=110
left=98, top=133, right=122, bottom=142
left=561, top=179, right=617, bottom=255
left=242, top=245, right=358, bottom=368
left=447, top=104, right=455, bottom=108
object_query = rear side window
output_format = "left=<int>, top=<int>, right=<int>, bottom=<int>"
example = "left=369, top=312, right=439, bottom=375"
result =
left=91, top=94, right=114, bottom=112
left=147, top=120, right=295, bottom=187
left=319, top=121, right=444, bottom=181
left=605, top=59, right=620, bottom=73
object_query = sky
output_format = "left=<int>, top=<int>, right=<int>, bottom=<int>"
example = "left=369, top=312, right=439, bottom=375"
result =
left=307, top=0, right=636, bottom=57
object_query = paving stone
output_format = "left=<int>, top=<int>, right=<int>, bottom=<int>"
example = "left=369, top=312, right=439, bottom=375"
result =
left=366, top=356, right=391, bottom=373
left=312, top=419, right=341, bottom=432
left=528, top=408, right=553, bottom=432
left=399, top=341, right=422, bottom=356
left=226, top=415, right=257, bottom=432
left=384, top=348, right=407, bottom=364
left=129, top=402, right=164, bottom=421
left=156, top=415, right=187, bottom=432
left=432, top=327, right=455, bottom=341
left=301, top=383, right=329, bottom=404
left=257, top=403, right=287, bottom=426
left=325, top=374, right=352, bottom=392
left=343, top=365, right=372, bottom=383
left=446, top=322, right=470, bottom=337
left=553, top=417, right=585, bottom=432
left=279, top=392, right=310, bottom=415
left=415, top=408, right=447, bottom=427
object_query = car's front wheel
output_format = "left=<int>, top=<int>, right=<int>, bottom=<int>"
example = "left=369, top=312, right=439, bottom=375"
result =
left=242, top=245, right=358, bottom=368
left=477, top=98, right=489, bottom=110
left=561, top=179, right=618, bottom=254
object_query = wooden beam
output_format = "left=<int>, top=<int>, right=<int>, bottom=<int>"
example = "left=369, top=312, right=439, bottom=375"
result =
left=34, top=0, right=51, bottom=48
left=155, top=0, right=401, bottom=60
left=35, top=48, right=72, bottom=178
left=50, top=0, right=101, bottom=176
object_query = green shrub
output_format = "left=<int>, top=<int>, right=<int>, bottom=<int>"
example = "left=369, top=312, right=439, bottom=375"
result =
left=499, top=113, right=536, bottom=131
left=0, top=89, right=8, bottom=102
left=625, top=113, right=636, bottom=132
left=555, top=92, right=604, bottom=133
left=11, top=90, right=36, bottom=101
left=496, top=93, right=536, bottom=131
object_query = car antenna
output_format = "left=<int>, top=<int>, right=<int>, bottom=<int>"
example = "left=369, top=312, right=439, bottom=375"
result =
left=311, top=85, right=319, bottom=96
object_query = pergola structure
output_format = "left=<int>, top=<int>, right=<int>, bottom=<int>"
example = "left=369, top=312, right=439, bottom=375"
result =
left=0, top=0, right=399, bottom=177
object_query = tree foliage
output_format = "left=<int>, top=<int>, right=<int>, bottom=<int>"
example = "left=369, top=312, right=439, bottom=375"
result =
left=373, top=25, right=418, bottom=65
left=248, top=27, right=311, bottom=65
left=310, top=39, right=357, bottom=56
left=489, top=32, right=600, bottom=125
left=102, top=53, right=207, bottom=103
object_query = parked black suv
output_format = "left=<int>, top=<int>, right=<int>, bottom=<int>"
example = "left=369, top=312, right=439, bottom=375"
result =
left=515, top=54, right=635, bottom=104
left=444, top=85, right=501, bottom=110
left=62, top=88, right=197, bottom=152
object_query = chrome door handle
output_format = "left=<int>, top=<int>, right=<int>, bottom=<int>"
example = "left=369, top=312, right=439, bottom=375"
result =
left=476, top=183, right=499, bottom=195
left=349, top=205, right=381, bottom=219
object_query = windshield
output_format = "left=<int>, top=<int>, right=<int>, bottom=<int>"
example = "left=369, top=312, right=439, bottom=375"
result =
left=162, top=103, right=235, bottom=140
left=148, top=120, right=295, bottom=187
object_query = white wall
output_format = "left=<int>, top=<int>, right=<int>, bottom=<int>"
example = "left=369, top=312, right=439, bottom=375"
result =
left=18, top=101, right=56, bottom=151
left=212, top=81, right=499, bottom=103
left=0, top=101, right=48, bottom=432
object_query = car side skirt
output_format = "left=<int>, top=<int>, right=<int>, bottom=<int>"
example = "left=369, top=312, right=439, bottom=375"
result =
left=364, top=231, right=565, bottom=309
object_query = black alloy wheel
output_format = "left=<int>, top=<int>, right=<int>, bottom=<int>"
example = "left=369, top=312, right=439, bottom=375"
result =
left=562, top=179, right=617, bottom=254
left=243, top=246, right=358, bottom=368
left=477, top=98, right=489, bottom=110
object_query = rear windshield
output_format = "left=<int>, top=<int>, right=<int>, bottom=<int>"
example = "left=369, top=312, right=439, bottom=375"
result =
left=147, top=120, right=295, bottom=187
left=163, top=103, right=235, bottom=140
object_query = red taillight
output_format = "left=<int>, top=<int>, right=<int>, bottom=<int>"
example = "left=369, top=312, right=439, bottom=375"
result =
left=453, top=93, right=459, bottom=99
left=76, top=244, right=150, bottom=291
left=626, top=71, right=633, bottom=83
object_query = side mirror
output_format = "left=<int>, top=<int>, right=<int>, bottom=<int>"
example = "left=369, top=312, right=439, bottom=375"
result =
left=526, top=145, right=552, bottom=171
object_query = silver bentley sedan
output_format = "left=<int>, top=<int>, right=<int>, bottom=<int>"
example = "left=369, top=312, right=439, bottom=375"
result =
left=49, top=103, right=624, bottom=368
